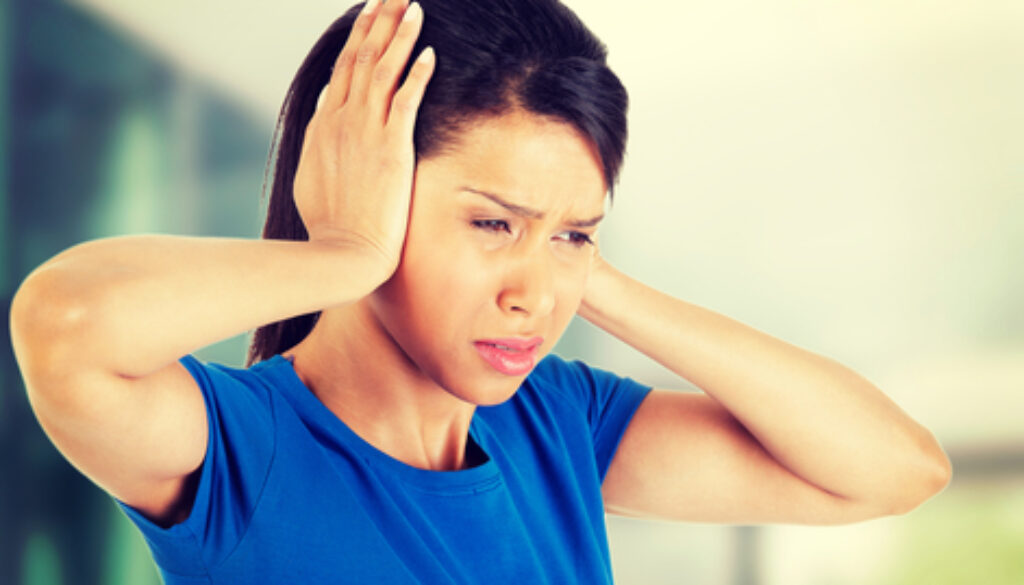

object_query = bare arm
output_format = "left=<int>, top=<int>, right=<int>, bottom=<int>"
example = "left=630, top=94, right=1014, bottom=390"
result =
left=16, top=237, right=393, bottom=377
left=586, top=257, right=952, bottom=524
left=9, top=0, right=434, bottom=525
left=11, top=237, right=389, bottom=522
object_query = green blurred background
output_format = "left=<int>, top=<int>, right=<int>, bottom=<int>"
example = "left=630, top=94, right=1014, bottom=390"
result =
left=2, top=0, right=1022, bottom=583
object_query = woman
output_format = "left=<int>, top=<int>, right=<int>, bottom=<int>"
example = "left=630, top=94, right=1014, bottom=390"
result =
left=10, top=0, right=950, bottom=583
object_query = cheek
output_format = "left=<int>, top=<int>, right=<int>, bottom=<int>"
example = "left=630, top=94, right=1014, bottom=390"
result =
left=557, top=276, right=586, bottom=315
left=409, top=249, right=490, bottom=318
left=549, top=262, right=589, bottom=322
left=379, top=225, right=492, bottom=330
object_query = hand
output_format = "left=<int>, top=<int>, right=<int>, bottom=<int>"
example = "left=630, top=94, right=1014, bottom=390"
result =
left=578, top=242, right=615, bottom=323
left=293, top=0, right=435, bottom=275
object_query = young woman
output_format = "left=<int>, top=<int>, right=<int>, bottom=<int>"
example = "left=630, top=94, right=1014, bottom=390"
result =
left=10, top=0, right=951, bottom=582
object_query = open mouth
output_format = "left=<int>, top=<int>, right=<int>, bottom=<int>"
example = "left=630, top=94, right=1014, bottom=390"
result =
left=484, top=342, right=525, bottom=352
left=473, top=337, right=543, bottom=376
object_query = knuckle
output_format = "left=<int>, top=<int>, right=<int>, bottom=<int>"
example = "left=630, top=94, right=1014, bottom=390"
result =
left=354, top=11, right=374, bottom=32
left=391, top=95, right=416, bottom=115
left=356, top=45, right=380, bottom=64
left=332, top=111, right=361, bottom=135
left=372, top=64, right=394, bottom=84
left=333, top=51, right=354, bottom=71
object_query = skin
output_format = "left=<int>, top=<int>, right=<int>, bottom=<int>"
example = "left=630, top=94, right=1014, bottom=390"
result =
left=286, top=110, right=606, bottom=471
left=9, top=0, right=950, bottom=530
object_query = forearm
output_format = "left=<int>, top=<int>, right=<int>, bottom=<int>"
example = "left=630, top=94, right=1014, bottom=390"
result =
left=12, top=234, right=389, bottom=378
left=581, top=260, right=950, bottom=506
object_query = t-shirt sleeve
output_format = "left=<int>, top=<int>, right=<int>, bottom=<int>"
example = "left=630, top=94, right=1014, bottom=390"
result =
left=533, top=355, right=652, bottom=482
left=115, top=355, right=276, bottom=578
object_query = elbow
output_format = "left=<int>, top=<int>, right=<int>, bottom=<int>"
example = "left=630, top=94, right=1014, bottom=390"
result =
left=883, top=435, right=953, bottom=517
left=840, top=430, right=952, bottom=521
left=925, top=442, right=954, bottom=496
left=10, top=262, right=98, bottom=388
left=906, top=447, right=953, bottom=514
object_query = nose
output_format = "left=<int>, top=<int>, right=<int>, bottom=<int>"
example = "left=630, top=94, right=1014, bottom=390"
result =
left=497, top=248, right=557, bottom=318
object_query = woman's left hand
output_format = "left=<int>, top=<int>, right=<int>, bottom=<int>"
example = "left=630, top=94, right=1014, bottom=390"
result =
left=575, top=247, right=951, bottom=524
left=577, top=244, right=617, bottom=326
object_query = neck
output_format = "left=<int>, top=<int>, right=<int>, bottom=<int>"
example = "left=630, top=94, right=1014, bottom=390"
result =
left=284, top=300, right=477, bottom=471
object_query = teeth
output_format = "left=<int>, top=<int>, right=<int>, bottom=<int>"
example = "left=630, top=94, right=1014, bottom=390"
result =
left=495, top=344, right=513, bottom=351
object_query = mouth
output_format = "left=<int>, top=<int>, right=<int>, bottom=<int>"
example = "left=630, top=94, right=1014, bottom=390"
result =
left=473, top=337, right=543, bottom=376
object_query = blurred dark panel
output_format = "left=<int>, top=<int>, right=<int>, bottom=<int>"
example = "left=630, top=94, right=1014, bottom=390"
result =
left=2, top=0, right=272, bottom=583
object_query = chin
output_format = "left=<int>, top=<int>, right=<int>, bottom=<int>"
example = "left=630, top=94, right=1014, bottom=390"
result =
left=438, top=364, right=529, bottom=407
left=467, top=385, right=522, bottom=407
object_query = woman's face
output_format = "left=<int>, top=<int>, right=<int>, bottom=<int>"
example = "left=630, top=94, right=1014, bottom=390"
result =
left=370, top=111, right=607, bottom=405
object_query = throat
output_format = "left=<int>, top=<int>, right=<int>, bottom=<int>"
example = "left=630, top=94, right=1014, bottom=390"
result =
left=284, top=301, right=482, bottom=472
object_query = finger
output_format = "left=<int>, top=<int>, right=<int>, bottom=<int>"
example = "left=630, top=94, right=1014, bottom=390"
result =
left=366, top=2, right=425, bottom=123
left=386, top=46, right=435, bottom=134
left=322, top=0, right=381, bottom=110
left=348, top=0, right=410, bottom=107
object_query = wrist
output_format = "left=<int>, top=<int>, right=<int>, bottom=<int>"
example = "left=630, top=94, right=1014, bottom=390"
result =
left=309, top=229, right=399, bottom=280
left=308, top=235, right=398, bottom=293
left=578, top=255, right=624, bottom=323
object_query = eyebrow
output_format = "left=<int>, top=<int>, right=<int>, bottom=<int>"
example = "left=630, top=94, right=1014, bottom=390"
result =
left=461, top=188, right=605, bottom=228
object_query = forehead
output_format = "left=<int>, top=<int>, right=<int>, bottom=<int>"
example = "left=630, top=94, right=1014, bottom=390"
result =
left=422, top=111, right=608, bottom=215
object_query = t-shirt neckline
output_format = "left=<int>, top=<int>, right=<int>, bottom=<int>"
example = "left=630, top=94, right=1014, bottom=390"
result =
left=260, top=354, right=502, bottom=492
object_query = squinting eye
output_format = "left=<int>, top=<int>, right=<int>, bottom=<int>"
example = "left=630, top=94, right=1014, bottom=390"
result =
left=555, top=231, right=594, bottom=247
left=471, top=219, right=511, bottom=233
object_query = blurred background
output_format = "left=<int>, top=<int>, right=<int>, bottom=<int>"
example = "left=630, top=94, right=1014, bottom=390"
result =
left=1, top=0, right=1021, bottom=583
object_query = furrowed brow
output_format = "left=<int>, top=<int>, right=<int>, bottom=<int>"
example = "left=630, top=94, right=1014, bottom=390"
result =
left=462, top=188, right=544, bottom=220
left=462, top=187, right=604, bottom=228
left=567, top=214, right=604, bottom=228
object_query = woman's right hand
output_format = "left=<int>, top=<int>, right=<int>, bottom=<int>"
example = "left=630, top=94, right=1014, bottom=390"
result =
left=9, top=0, right=437, bottom=527
left=293, top=0, right=435, bottom=277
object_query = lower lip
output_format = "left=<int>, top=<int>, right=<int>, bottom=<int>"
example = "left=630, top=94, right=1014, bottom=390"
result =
left=473, top=342, right=538, bottom=376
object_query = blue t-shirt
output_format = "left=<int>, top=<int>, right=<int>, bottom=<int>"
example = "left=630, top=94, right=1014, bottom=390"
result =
left=118, top=353, right=651, bottom=584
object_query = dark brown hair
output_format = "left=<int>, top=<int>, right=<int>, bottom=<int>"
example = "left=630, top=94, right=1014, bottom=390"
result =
left=247, top=0, right=629, bottom=365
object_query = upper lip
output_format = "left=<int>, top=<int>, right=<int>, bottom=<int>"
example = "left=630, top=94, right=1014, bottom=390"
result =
left=475, top=337, right=544, bottom=351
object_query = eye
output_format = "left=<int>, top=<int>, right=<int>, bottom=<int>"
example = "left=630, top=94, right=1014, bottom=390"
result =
left=471, top=219, right=511, bottom=233
left=554, top=231, right=594, bottom=248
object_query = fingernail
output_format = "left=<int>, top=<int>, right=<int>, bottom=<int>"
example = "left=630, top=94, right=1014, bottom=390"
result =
left=418, top=46, right=435, bottom=64
left=362, top=0, right=379, bottom=14
left=403, top=2, right=422, bottom=22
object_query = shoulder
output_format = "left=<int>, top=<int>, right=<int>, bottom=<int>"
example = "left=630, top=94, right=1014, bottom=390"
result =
left=523, top=353, right=600, bottom=398
left=179, top=354, right=281, bottom=417
left=493, top=353, right=653, bottom=482
left=116, top=356, right=286, bottom=571
left=175, top=355, right=280, bottom=484
left=527, top=353, right=586, bottom=383
left=522, top=354, right=652, bottom=422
